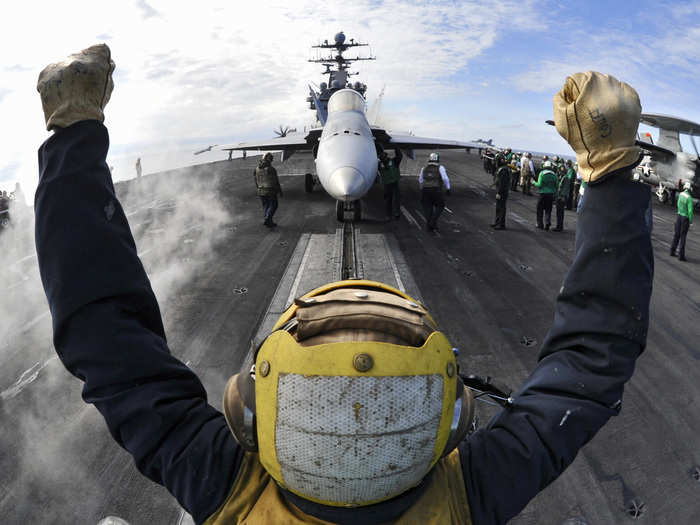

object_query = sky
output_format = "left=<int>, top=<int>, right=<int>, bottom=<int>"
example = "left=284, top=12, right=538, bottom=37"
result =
left=2, top=0, right=700, bottom=202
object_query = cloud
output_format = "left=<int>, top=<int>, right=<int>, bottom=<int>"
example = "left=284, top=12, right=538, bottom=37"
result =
left=135, top=0, right=159, bottom=19
left=6, top=0, right=700, bottom=197
left=3, top=64, right=32, bottom=72
left=511, top=4, right=700, bottom=112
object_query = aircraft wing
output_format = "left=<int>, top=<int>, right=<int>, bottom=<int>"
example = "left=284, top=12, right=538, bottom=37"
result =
left=221, top=129, right=322, bottom=152
left=372, top=128, right=486, bottom=150
left=635, top=139, right=676, bottom=159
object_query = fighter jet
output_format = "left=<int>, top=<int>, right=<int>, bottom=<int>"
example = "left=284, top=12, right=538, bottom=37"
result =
left=634, top=114, right=700, bottom=204
left=221, top=32, right=486, bottom=221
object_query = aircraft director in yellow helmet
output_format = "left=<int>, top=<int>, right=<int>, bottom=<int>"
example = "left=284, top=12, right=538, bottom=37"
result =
left=34, top=45, right=652, bottom=524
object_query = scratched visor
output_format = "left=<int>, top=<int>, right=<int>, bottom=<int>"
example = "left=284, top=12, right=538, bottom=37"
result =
left=254, top=329, right=457, bottom=507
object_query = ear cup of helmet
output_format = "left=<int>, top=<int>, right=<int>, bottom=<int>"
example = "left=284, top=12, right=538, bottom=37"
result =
left=442, top=375, right=475, bottom=456
left=223, top=369, right=258, bottom=452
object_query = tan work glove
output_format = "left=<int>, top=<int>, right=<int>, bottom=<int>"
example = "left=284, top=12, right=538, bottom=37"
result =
left=553, top=71, right=641, bottom=183
left=37, top=44, right=115, bottom=131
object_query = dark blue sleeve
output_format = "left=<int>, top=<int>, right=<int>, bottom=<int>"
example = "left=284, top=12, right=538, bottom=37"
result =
left=459, top=174, right=653, bottom=525
left=394, top=148, right=403, bottom=167
left=35, top=120, right=243, bottom=524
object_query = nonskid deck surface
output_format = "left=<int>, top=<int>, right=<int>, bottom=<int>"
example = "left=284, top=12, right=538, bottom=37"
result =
left=0, top=151, right=698, bottom=524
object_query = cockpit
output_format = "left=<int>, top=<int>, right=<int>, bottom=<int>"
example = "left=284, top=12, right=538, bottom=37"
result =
left=327, top=89, right=366, bottom=114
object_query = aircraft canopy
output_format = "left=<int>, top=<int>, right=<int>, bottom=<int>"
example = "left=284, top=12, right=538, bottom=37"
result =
left=328, top=89, right=366, bottom=114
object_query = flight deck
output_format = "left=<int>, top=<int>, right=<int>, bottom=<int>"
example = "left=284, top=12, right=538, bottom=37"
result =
left=1, top=150, right=699, bottom=524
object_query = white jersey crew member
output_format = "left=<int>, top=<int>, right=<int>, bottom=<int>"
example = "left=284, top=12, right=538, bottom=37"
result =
left=419, top=152, right=451, bottom=232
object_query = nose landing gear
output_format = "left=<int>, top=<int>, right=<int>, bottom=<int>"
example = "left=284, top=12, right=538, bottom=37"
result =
left=336, top=199, right=362, bottom=222
left=305, top=173, right=315, bottom=193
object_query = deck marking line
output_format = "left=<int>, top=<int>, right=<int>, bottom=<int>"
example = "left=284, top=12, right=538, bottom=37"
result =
left=400, top=206, right=420, bottom=229
left=286, top=235, right=314, bottom=308
left=382, top=235, right=405, bottom=292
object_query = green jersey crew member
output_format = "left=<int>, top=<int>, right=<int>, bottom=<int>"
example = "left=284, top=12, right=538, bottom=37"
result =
left=553, top=164, right=570, bottom=232
left=254, top=152, right=282, bottom=227
left=565, top=160, right=576, bottom=209
left=378, top=148, right=403, bottom=220
left=670, top=181, right=694, bottom=261
left=35, top=46, right=653, bottom=525
left=534, top=160, right=558, bottom=230
left=419, top=152, right=451, bottom=232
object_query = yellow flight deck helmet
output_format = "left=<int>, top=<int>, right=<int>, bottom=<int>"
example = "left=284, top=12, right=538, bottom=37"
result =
left=223, top=280, right=474, bottom=508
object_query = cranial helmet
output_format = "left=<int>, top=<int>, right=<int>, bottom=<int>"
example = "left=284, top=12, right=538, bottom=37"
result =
left=543, top=160, right=553, bottom=169
left=223, top=280, right=474, bottom=508
left=429, top=152, right=439, bottom=163
left=263, top=152, right=273, bottom=162
left=684, top=181, right=692, bottom=191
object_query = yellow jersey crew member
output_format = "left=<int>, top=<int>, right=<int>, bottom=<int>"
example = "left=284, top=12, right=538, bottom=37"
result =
left=35, top=45, right=653, bottom=525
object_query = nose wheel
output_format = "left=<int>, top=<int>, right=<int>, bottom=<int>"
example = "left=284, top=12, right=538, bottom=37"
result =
left=305, top=173, right=315, bottom=193
left=336, top=200, right=362, bottom=222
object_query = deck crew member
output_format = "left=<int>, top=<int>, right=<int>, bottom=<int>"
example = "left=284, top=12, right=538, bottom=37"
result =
left=482, top=150, right=494, bottom=176
left=491, top=154, right=511, bottom=230
left=503, top=147, right=513, bottom=163
left=254, top=152, right=282, bottom=227
left=565, top=160, right=576, bottom=209
left=670, top=181, right=694, bottom=261
left=534, top=160, right=558, bottom=230
left=520, top=152, right=535, bottom=195
left=419, top=152, right=451, bottom=232
left=378, top=148, right=403, bottom=220
left=553, top=164, right=570, bottom=231
left=509, top=156, right=520, bottom=192
left=35, top=45, right=653, bottom=525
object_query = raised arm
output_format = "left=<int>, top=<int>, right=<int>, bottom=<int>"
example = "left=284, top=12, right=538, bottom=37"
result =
left=35, top=46, right=242, bottom=524
left=533, top=171, right=543, bottom=187
left=394, top=148, right=403, bottom=166
left=459, top=72, right=653, bottom=524
left=460, top=174, right=652, bottom=523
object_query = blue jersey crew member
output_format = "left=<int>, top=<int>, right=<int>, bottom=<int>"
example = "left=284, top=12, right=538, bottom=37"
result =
left=35, top=45, right=653, bottom=525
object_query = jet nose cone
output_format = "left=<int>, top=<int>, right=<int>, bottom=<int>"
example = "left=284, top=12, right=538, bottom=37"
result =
left=327, top=166, right=365, bottom=201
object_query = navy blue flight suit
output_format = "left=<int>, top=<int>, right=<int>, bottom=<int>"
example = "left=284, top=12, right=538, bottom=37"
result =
left=36, top=121, right=653, bottom=524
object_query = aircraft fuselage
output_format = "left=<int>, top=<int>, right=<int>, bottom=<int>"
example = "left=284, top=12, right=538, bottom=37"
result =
left=314, top=89, right=378, bottom=202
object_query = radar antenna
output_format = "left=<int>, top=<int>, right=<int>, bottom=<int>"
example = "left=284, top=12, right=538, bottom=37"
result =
left=306, top=32, right=375, bottom=123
